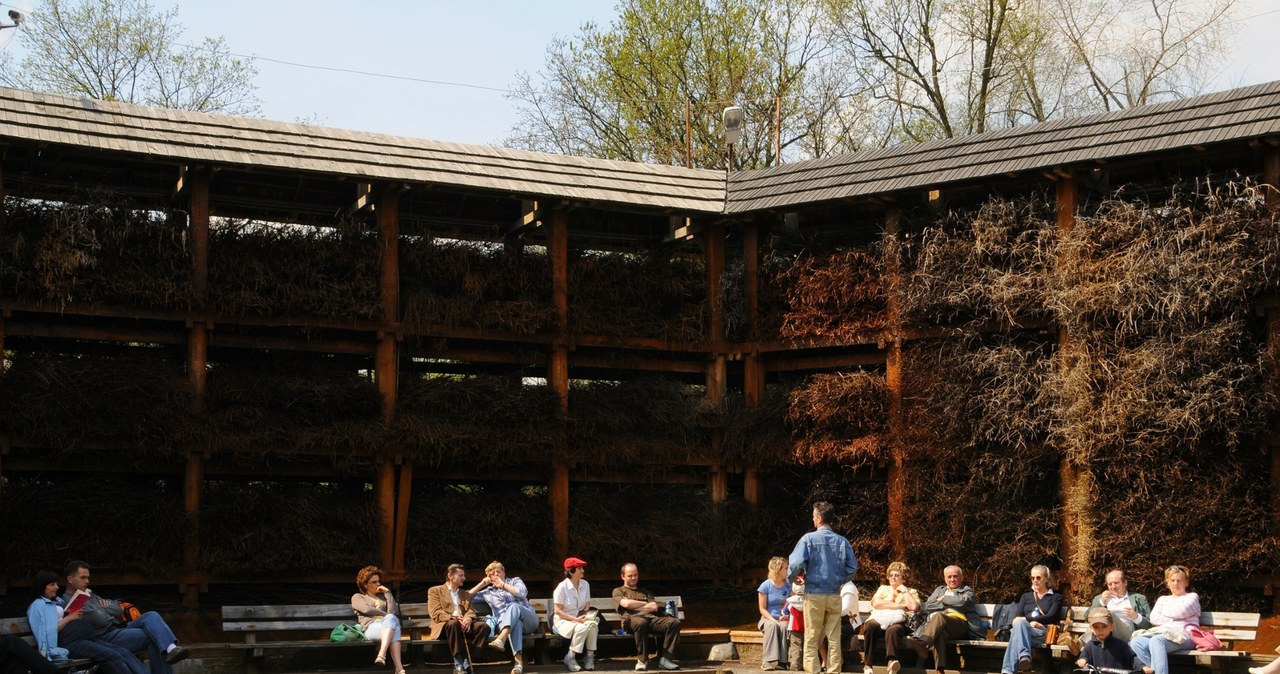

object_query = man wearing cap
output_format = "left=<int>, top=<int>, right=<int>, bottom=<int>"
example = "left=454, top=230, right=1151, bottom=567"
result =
left=788, top=501, right=858, bottom=674
left=553, top=557, right=599, bottom=672
left=1088, top=570, right=1151, bottom=642
left=427, top=563, right=492, bottom=674
left=1076, top=607, right=1137, bottom=671
left=613, top=563, right=681, bottom=671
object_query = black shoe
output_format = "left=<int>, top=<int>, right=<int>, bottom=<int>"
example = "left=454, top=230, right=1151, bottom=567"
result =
left=905, top=636, right=930, bottom=660
left=165, top=646, right=191, bottom=665
left=1017, top=655, right=1032, bottom=673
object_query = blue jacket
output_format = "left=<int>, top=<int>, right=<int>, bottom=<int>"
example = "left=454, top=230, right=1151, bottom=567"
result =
left=787, top=525, right=857, bottom=595
left=26, top=596, right=70, bottom=660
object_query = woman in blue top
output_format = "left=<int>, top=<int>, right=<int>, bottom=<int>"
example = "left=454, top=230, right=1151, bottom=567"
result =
left=757, top=556, right=791, bottom=671
left=26, top=570, right=72, bottom=662
left=999, top=565, right=1064, bottom=674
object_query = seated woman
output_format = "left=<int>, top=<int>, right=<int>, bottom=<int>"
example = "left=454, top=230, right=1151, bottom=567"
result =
left=1130, top=565, right=1199, bottom=674
left=351, top=565, right=405, bottom=674
left=756, top=556, right=791, bottom=671
left=860, top=561, right=921, bottom=674
left=552, top=557, right=598, bottom=672
left=999, top=565, right=1063, bottom=674
left=470, top=561, right=539, bottom=674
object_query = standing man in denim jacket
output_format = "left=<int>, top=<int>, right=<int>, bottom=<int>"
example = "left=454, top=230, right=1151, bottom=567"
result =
left=788, top=502, right=858, bottom=674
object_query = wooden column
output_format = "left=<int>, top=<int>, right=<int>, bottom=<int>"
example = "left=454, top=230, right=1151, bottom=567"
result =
left=1056, top=173, right=1085, bottom=593
left=1266, top=146, right=1280, bottom=213
left=743, top=221, right=764, bottom=505
left=375, top=185, right=404, bottom=570
left=183, top=166, right=211, bottom=606
left=549, top=208, right=571, bottom=558
left=704, top=221, right=727, bottom=501
left=883, top=207, right=906, bottom=559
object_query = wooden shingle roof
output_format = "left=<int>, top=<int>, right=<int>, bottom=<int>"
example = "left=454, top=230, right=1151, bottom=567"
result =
left=0, top=86, right=727, bottom=214
left=726, top=80, right=1280, bottom=213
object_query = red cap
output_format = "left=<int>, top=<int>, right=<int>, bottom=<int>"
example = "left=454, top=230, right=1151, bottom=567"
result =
left=563, top=556, right=588, bottom=570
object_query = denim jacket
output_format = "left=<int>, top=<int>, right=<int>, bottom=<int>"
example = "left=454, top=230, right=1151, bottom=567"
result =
left=787, top=525, right=858, bottom=595
left=26, top=596, right=70, bottom=660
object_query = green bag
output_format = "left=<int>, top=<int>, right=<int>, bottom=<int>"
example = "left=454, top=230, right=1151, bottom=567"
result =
left=329, top=622, right=365, bottom=643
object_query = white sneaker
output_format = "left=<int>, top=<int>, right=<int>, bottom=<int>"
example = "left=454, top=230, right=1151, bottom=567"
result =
left=659, top=658, right=680, bottom=671
left=636, top=660, right=649, bottom=671
left=512, top=666, right=524, bottom=674
left=888, top=661, right=901, bottom=674
left=563, top=652, right=582, bottom=673
left=584, top=652, right=596, bottom=671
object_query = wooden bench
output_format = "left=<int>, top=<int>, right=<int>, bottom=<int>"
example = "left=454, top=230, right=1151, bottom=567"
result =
left=0, top=616, right=99, bottom=673
left=222, top=600, right=555, bottom=673
left=730, top=600, right=1260, bottom=673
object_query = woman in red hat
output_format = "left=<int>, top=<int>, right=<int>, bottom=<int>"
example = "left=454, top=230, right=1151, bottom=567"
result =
left=552, top=557, right=599, bottom=672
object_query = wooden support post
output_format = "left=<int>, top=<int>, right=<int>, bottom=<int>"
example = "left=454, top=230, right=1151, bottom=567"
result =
left=1266, top=147, right=1280, bottom=214
left=181, top=453, right=203, bottom=606
left=551, top=461, right=570, bottom=560
left=183, top=166, right=210, bottom=606
left=743, top=221, right=760, bottom=339
left=883, top=207, right=906, bottom=560
left=1056, top=173, right=1085, bottom=594
left=377, top=459, right=396, bottom=568
left=377, top=185, right=401, bottom=424
left=744, top=467, right=760, bottom=506
left=393, top=461, right=413, bottom=573
left=709, top=464, right=727, bottom=502
left=549, top=208, right=571, bottom=557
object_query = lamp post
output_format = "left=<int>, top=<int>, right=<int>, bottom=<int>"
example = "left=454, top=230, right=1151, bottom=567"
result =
left=722, top=105, right=744, bottom=172
left=0, top=10, right=22, bottom=31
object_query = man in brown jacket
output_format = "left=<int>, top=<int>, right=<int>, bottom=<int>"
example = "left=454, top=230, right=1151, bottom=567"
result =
left=428, top=564, right=492, bottom=674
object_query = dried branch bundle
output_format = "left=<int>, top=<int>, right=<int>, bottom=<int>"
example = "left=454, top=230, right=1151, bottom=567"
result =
left=395, top=374, right=562, bottom=467
left=786, top=372, right=888, bottom=466
left=720, top=386, right=794, bottom=466
left=567, top=378, right=717, bottom=464
left=207, top=218, right=380, bottom=320
left=400, top=239, right=554, bottom=335
left=568, top=252, right=707, bottom=342
left=779, top=248, right=887, bottom=340
left=0, top=194, right=192, bottom=310
left=894, top=197, right=1055, bottom=328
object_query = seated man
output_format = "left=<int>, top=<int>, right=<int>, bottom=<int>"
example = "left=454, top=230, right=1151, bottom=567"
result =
left=1, top=634, right=59, bottom=674
left=613, top=563, right=681, bottom=672
left=1075, top=608, right=1137, bottom=671
left=905, top=565, right=985, bottom=674
left=427, top=564, right=492, bottom=674
left=63, top=560, right=189, bottom=674
left=1088, top=570, right=1151, bottom=642
left=470, top=561, right=538, bottom=674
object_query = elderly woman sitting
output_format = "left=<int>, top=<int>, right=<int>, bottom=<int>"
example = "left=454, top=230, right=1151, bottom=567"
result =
left=859, top=561, right=920, bottom=674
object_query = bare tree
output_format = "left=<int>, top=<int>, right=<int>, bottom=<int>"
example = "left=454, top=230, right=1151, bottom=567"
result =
left=0, top=0, right=259, bottom=116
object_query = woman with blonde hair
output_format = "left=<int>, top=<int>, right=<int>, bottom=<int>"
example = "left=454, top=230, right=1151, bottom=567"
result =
left=860, top=561, right=920, bottom=674
left=757, top=556, right=792, bottom=671
left=351, top=565, right=405, bottom=674
left=1130, top=565, right=1199, bottom=674
left=998, top=565, right=1063, bottom=674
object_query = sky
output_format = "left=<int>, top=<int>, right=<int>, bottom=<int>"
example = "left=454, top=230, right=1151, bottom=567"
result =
left=0, top=0, right=1278, bottom=147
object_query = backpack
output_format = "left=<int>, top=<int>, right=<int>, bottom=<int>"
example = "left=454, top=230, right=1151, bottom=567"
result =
left=119, top=601, right=142, bottom=624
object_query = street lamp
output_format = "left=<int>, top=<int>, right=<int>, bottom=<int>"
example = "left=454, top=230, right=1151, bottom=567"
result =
left=0, top=10, right=22, bottom=30
left=722, top=105, right=743, bottom=171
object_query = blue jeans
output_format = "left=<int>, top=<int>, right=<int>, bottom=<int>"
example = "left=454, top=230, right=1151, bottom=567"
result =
left=65, top=638, right=150, bottom=674
left=1001, top=620, right=1046, bottom=674
left=98, top=612, right=176, bottom=674
left=1131, top=632, right=1193, bottom=674
left=484, top=604, right=539, bottom=654
left=365, top=614, right=402, bottom=642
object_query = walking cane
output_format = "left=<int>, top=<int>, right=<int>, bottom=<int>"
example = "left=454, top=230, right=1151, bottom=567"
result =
left=461, top=623, right=476, bottom=674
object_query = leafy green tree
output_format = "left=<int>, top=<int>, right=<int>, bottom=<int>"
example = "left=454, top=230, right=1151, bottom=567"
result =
left=0, top=0, right=259, bottom=115
left=506, top=0, right=855, bottom=169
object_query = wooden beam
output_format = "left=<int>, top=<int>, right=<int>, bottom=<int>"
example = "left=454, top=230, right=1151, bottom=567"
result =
left=182, top=452, right=204, bottom=606
left=393, top=461, right=413, bottom=573
left=1266, top=148, right=1280, bottom=214
left=377, top=460, right=395, bottom=568
left=706, top=221, right=725, bottom=344
left=744, top=467, right=760, bottom=506
left=708, top=462, right=727, bottom=503
left=883, top=207, right=905, bottom=561
left=763, top=352, right=886, bottom=371
left=1056, top=172, right=1086, bottom=594
left=188, top=166, right=210, bottom=307
left=550, top=208, right=570, bottom=416
left=378, top=185, right=400, bottom=424
left=551, top=461, right=570, bottom=560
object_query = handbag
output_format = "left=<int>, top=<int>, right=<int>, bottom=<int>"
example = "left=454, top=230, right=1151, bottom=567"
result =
left=868, top=608, right=906, bottom=627
left=1187, top=626, right=1222, bottom=652
left=1044, top=624, right=1060, bottom=645
left=329, top=623, right=365, bottom=643
left=905, top=611, right=925, bottom=633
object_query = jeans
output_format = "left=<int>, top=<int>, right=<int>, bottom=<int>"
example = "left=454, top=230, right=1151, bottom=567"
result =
left=99, top=612, right=177, bottom=674
left=64, top=638, right=150, bottom=674
left=1000, top=620, right=1046, bottom=674
left=483, top=604, right=538, bottom=654
left=1131, top=632, right=1193, bottom=674
left=802, top=593, right=842, bottom=674
left=365, top=615, right=402, bottom=642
